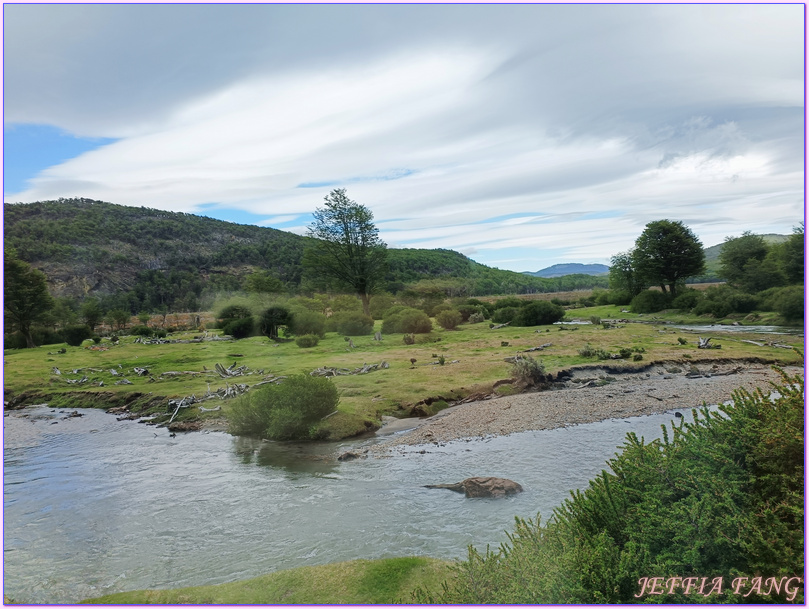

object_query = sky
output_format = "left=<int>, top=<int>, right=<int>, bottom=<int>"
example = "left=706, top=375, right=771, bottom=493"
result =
left=3, top=3, right=805, bottom=273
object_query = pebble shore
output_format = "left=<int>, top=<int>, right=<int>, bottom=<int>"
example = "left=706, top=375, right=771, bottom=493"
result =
left=368, top=361, right=800, bottom=455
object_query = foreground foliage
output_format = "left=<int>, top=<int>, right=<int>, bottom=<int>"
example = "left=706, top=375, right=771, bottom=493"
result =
left=417, top=362, right=804, bottom=604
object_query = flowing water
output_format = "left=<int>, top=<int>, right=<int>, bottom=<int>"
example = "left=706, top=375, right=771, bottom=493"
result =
left=5, top=405, right=690, bottom=603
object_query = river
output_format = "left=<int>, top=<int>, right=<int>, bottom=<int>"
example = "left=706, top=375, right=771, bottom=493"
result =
left=4, top=405, right=692, bottom=603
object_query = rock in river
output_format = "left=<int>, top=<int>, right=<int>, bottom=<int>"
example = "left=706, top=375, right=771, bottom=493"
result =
left=425, top=477, right=523, bottom=498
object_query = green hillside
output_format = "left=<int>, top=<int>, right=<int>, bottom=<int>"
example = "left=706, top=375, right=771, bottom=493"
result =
left=4, top=198, right=608, bottom=312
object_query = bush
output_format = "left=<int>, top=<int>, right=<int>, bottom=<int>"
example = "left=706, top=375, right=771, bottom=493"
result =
left=130, top=325, right=153, bottom=337
left=692, top=286, right=758, bottom=318
left=382, top=307, right=432, bottom=334
left=218, top=304, right=253, bottom=321
left=63, top=325, right=93, bottom=347
left=369, top=293, right=395, bottom=320
left=153, top=329, right=167, bottom=339
left=629, top=290, right=671, bottom=314
left=510, top=355, right=546, bottom=384
left=436, top=309, right=462, bottom=330
left=329, top=311, right=374, bottom=336
left=290, top=310, right=326, bottom=337
left=456, top=304, right=484, bottom=322
left=493, top=297, right=523, bottom=310
left=491, top=307, right=520, bottom=325
left=773, top=286, right=804, bottom=322
left=468, top=312, right=486, bottom=324
left=295, top=334, right=320, bottom=348
left=223, top=316, right=255, bottom=339
left=513, top=301, right=566, bottom=327
left=671, top=288, right=704, bottom=311
left=227, top=375, right=339, bottom=441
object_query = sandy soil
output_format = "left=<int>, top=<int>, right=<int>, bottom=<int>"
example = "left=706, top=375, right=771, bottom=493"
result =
left=368, top=361, right=802, bottom=454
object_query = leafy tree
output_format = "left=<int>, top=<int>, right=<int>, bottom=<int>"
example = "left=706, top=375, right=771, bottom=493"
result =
left=718, top=231, right=785, bottom=292
left=4, top=250, right=55, bottom=348
left=513, top=301, right=565, bottom=326
left=632, top=220, right=705, bottom=297
left=105, top=309, right=131, bottom=331
left=80, top=298, right=104, bottom=332
left=608, top=250, right=644, bottom=297
left=259, top=306, right=290, bottom=339
left=781, top=222, right=804, bottom=284
left=243, top=271, right=284, bottom=294
left=303, top=189, right=388, bottom=316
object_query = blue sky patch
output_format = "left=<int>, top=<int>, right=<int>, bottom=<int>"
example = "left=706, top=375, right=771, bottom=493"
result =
left=3, top=124, right=116, bottom=195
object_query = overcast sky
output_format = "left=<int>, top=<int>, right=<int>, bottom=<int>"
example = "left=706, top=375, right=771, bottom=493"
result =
left=3, top=4, right=805, bottom=272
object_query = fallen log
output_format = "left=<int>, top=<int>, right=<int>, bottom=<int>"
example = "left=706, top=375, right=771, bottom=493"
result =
left=519, top=343, right=552, bottom=353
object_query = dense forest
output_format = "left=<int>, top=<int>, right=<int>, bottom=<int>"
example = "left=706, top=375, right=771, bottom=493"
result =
left=4, top=198, right=608, bottom=315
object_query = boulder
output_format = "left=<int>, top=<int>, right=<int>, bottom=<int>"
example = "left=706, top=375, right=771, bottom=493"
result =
left=425, top=477, right=523, bottom=498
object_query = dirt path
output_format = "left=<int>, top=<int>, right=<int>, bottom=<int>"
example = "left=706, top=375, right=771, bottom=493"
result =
left=369, top=361, right=801, bottom=454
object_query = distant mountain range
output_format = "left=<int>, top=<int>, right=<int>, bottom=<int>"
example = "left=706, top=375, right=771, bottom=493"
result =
left=523, top=263, right=610, bottom=278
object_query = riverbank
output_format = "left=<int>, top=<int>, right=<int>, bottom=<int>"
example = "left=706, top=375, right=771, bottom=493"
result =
left=368, top=360, right=802, bottom=454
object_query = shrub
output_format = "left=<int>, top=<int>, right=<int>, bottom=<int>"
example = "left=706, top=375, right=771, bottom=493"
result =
left=629, top=290, right=671, bottom=313
left=773, top=286, right=804, bottom=322
left=223, top=316, right=255, bottom=339
left=436, top=310, right=462, bottom=330
left=589, top=316, right=602, bottom=326
left=295, top=334, right=320, bottom=348
left=671, top=288, right=704, bottom=311
left=382, top=308, right=433, bottom=334
left=218, top=304, right=253, bottom=321
left=491, top=307, right=520, bottom=325
left=510, top=355, right=546, bottom=384
left=369, top=293, right=395, bottom=319
left=290, top=310, right=326, bottom=337
left=227, top=375, right=339, bottom=441
left=692, top=286, right=758, bottom=318
left=62, top=325, right=93, bottom=347
left=468, top=312, right=486, bottom=324
left=493, top=297, right=523, bottom=310
left=513, top=301, right=565, bottom=327
left=92, top=335, right=102, bottom=344
left=153, top=329, right=167, bottom=339
left=130, top=325, right=153, bottom=337
left=456, top=304, right=484, bottom=322
left=329, top=311, right=374, bottom=336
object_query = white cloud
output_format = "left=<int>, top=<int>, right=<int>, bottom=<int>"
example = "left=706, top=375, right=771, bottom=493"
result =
left=3, top=4, right=804, bottom=271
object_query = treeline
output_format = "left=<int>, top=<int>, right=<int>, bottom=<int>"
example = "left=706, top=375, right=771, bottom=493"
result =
left=603, top=221, right=803, bottom=323
left=416, top=365, right=804, bottom=604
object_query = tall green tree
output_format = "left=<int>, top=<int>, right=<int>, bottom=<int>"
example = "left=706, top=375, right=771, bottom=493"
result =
left=632, top=220, right=705, bottom=297
left=303, top=189, right=388, bottom=316
left=80, top=298, right=104, bottom=332
left=4, top=250, right=55, bottom=348
left=781, top=222, right=804, bottom=284
left=608, top=250, right=644, bottom=297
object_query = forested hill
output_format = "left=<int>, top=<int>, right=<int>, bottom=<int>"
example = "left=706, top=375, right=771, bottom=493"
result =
left=4, top=198, right=607, bottom=312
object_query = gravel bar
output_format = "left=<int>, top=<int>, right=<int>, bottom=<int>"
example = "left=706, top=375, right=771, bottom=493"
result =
left=369, top=361, right=801, bottom=454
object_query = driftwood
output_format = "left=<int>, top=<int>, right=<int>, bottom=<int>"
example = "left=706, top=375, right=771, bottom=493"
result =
left=518, top=343, right=552, bottom=353
left=198, top=405, right=221, bottom=412
left=115, top=378, right=134, bottom=385
left=310, top=361, right=390, bottom=377
left=490, top=322, right=511, bottom=330
left=215, top=362, right=248, bottom=378
left=698, top=337, right=721, bottom=349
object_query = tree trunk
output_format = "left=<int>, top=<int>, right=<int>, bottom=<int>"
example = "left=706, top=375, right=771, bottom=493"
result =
left=359, top=293, right=371, bottom=317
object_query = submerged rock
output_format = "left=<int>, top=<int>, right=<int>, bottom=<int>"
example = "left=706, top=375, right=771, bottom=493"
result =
left=425, top=476, right=523, bottom=498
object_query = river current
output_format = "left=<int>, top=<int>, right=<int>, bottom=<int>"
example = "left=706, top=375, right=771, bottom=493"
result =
left=4, top=405, right=689, bottom=603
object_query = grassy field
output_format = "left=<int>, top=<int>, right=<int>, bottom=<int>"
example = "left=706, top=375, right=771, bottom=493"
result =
left=79, top=557, right=455, bottom=604
left=4, top=304, right=802, bottom=439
